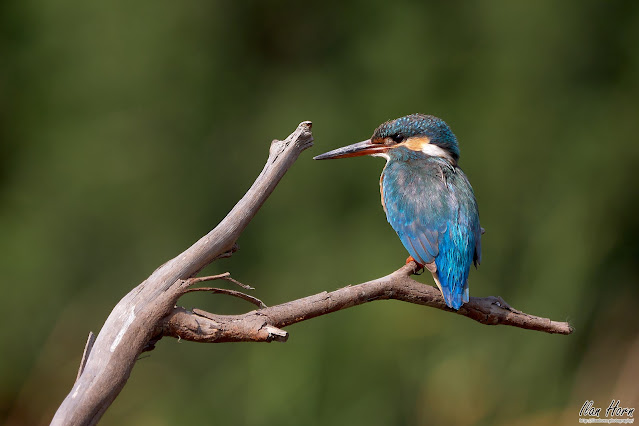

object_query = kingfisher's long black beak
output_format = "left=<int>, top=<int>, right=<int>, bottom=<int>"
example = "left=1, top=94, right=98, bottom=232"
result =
left=313, top=139, right=386, bottom=160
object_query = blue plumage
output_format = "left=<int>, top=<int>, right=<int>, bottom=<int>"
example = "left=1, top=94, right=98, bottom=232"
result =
left=314, top=114, right=482, bottom=310
left=382, top=148, right=480, bottom=309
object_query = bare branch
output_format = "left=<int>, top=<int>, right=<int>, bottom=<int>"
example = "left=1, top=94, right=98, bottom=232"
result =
left=182, top=272, right=254, bottom=290
left=158, top=263, right=572, bottom=345
left=184, top=287, right=266, bottom=308
left=52, top=122, right=314, bottom=426
left=220, top=275, right=254, bottom=290
left=52, top=119, right=572, bottom=426
left=184, top=273, right=232, bottom=285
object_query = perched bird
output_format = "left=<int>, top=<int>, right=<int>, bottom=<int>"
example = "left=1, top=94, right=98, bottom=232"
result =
left=314, top=114, right=482, bottom=310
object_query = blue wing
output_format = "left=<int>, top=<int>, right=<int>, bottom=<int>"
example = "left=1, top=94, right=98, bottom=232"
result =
left=381, top=157, right=481, bottom=310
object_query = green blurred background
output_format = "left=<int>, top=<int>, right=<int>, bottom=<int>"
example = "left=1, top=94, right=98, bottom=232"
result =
left=2, top=1, right=638, bottom=425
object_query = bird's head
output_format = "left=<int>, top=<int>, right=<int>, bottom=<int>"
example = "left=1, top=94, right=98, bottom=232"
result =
left=314, top=114, right=459, bottom=164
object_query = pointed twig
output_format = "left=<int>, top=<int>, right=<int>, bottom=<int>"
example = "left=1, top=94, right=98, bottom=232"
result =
left=184, top=287, right=266, bottom=309
left=184, top=272, right=254, bottom=290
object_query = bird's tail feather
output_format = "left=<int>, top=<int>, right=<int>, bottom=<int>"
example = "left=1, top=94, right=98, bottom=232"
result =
left=435, top=270, right=470, bottom=310
left=432, top=274, right=468, bottom=310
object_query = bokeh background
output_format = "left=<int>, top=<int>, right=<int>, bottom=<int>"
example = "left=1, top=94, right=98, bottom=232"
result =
left=2, top=1, right=638, bottom=425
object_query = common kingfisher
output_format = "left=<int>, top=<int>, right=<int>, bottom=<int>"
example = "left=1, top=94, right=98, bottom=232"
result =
left=314, top=114, right=482, bottom=310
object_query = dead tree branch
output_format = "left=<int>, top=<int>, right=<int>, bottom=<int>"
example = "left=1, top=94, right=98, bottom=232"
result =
left=52, top=121, right=314, bottom=426
left=52, top=120, right=572, bottom=426
left=157, top=262, right=572, bottom=346
left=184, top=287, right=266, bottom=309
left=182, top=272, right=254, bottom=290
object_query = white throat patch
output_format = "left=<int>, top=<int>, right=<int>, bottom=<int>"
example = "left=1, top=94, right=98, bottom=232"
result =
left=371, top=152, right=390, bottom=162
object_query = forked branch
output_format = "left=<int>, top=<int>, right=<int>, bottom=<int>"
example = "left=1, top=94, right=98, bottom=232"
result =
left=157, top=262, right=571, bottom=346
left=52, top=120, right=571, bottom=426
left=53, top=122, right=314, bottom=426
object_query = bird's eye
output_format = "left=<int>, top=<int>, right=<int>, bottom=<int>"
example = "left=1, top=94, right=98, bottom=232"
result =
left=391, top=134, right=404, bottom=143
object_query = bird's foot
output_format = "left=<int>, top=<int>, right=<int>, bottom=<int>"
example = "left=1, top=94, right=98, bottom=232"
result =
left=405, top=256, right=425, bottom=275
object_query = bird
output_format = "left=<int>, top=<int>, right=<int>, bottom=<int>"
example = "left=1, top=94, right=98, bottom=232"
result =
left=314, top=114, right=482, bottom=310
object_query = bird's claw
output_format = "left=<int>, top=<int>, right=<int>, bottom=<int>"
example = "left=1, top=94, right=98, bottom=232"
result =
left=489, top=296, right=515, bottom=312
left=405, top=256, right=425, bottom=275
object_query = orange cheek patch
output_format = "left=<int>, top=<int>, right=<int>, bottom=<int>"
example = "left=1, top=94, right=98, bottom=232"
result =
left=403, top=136, right=431, bottom=151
